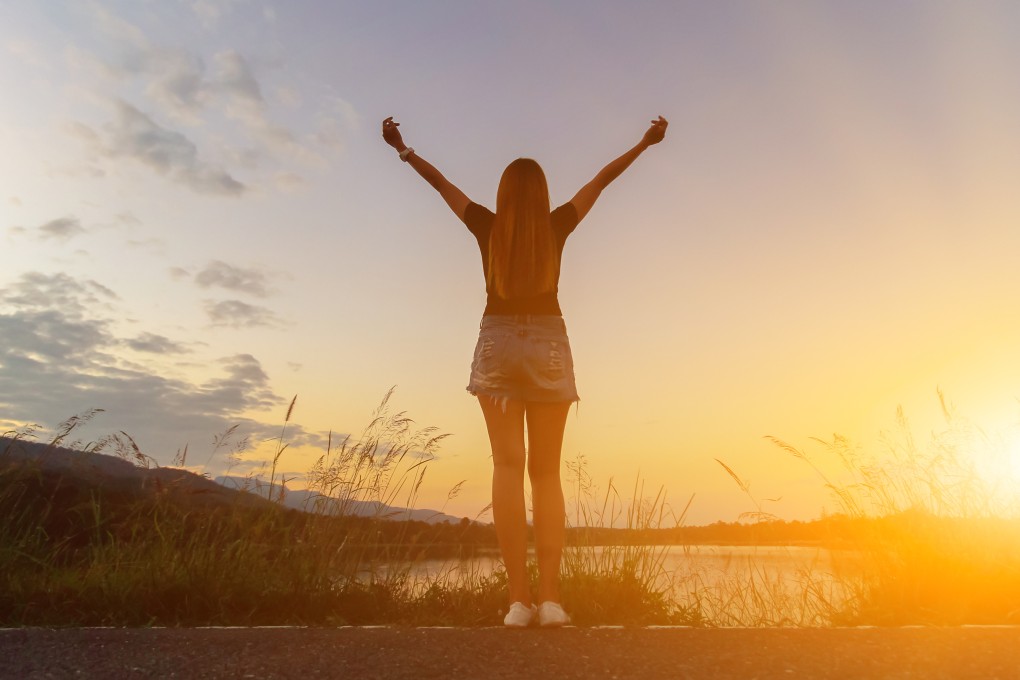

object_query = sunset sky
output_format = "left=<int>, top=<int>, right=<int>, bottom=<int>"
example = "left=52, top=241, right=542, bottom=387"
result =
left=3, top=1, right=1020, bottom=524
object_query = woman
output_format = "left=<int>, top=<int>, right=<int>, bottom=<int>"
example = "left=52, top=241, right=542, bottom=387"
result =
left=381, top=115, right=668, bottom=627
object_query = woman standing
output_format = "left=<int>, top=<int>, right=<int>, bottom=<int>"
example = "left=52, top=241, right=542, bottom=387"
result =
left=382, top=115, right=667, bottom=626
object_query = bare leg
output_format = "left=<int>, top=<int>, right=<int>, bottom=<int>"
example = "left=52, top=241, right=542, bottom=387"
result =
left=478, top=397, right=530, bottom=606
left=526, top=400, right=571, bottom=603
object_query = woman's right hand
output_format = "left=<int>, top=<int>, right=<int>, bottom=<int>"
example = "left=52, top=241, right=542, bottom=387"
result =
left=641, top=115, right=668, bottom=147
left=382, top=116, right=405, bottom=150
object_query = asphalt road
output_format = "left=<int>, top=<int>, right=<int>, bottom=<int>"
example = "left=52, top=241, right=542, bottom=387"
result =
left=3, top=626, right=1019, bottom=679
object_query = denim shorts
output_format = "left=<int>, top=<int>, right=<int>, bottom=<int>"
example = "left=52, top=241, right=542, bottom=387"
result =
left=466, top=315, right=579, bottom=403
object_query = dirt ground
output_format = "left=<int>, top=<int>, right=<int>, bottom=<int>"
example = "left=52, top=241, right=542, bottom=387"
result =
left=2, top=626, right=1019, bottom=679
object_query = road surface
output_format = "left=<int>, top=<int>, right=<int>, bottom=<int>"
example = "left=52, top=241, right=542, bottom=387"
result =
left=2, top=626, right=1019, bottom=679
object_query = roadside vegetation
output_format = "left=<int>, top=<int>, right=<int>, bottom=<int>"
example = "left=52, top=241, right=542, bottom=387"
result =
left=2, top=390, right=1018, bottom=626
left=759, top=390, right=1020, bottom=626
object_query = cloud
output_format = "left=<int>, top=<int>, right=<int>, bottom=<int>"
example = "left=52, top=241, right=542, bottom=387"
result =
left=116, top=212, right=142, bottom=228
left=0, top=272, right=320, bottom=465
left=103, top=45, right=269, bottom=129
left=1, top=307, right=111, bottom=366
left=38, top=217, right=87, bottom=242
left=6, top=38, right=50, bottom=70
left=102, top=100, right=245, bottom=196
left=194, top=260, right=272, bottom=297
left=67, top=4, right=356, bottom=195
left=126, top=237, right=165, bottom=253
left=124, top=332, right=190, bottom=354
left=275, top=86, right=300, bottom=108
left=2, top=271, right=117, bottom=316
left=88, top=10, right=263, bottom=124
left=200, top=354, right=276, bottom=411
left=87, top=6, right=216, bottom=121
left=205, top=299, right=280, bottom=328
left=89, top=3, right=148, bottom=51
left=190, top=0, right=249, bottom=29
left=212, top=50, right=263, bottom=110
left=124, top=48, right=207, bottom=118
left=56, top=121, right=107, bottom=178
left=273, top=172, right=306, bottom=192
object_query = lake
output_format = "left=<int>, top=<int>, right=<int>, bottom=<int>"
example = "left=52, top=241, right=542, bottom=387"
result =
left=375, top=544, right=859, bottom=624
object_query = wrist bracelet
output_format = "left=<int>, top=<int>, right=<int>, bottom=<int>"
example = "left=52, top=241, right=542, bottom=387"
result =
left=399, top=147, right=415, bottom=162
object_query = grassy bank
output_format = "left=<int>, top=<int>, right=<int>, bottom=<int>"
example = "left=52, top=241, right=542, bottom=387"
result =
left=2, top=392, right=1019, bottom=627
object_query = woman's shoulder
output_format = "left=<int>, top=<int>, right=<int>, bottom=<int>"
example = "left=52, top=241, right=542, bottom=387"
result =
left=551, top=202, right=580, bottom=232
left=552, top=202, right=578, bottom=220
left=465, top=202, right=494, bottom=219
left=463, top=202, right=494, bottom=234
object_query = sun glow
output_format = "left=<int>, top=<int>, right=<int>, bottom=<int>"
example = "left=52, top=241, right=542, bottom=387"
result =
left=968, top=421, right=1020, bottom=517
left=1004, top=430, right=1020, bottom=487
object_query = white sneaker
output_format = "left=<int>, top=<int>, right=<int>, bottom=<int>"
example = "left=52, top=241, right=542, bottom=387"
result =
left=537, top=601, right=571, bottom=627
left=503, top=602, right=537, bottom=628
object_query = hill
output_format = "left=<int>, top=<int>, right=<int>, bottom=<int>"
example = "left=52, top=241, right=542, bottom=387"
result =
left=0, top=436, right=465, bottom=524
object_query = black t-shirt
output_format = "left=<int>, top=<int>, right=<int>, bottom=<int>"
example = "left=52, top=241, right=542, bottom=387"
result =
left=462, top=201, right=580, bottom=316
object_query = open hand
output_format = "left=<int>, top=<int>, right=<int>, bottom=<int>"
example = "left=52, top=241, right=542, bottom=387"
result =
left=382, top=116, right=404, bottom=149
left=642, top=116, right=668, bottom=146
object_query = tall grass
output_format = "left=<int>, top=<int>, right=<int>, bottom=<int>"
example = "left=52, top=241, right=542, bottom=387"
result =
left=562, top=455, right=703, bottom=625
left=0, top=391, right=489, bottom=625
left=760, top=390, right=1020, bottom=625
left=4, top=389, right=1019, bottom=626
left=0, top=392, right=682, bottom=626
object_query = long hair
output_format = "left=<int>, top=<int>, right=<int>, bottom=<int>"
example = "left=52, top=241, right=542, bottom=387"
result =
left=488, top=158, right=557, bottom=299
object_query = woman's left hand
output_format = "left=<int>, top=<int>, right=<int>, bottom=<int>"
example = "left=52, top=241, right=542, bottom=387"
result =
left=382, top=116, right=405, bottom=150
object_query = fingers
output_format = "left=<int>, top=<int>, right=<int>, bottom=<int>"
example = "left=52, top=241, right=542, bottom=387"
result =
left=642, top=115, right=667, bottom=145
left=647, top=116, right=668, bottom=142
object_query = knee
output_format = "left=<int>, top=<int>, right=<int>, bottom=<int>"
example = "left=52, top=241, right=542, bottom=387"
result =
left=528, top=453, right=561, bottom=483
left=493, top=448, right=525, bottom=475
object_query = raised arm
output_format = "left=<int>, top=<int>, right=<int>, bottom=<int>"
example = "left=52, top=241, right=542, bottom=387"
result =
left=569, top=116, right=668, bottom=222
left=382, top=117, right=470, bottom=221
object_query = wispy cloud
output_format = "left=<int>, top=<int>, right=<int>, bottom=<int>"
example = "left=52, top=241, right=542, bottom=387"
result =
left=6, top=38, right=51, bottom=70
left=125, top=237, right=165, bottom=254
left=37, top=217, right=87, bottom=242
left=205, top=299, right=280, bottom=328
left=124, top=332, right=190, bottom=354
left=194, top=260, right=273, bottom=298
left=115, top=212, right=142, bottom=228
left=212, top=50, right=263, bottom=110
left=65, top=4, right=356, bottom=193
left=0, top=271, right=318, bottom=464
left=273, top=172, right=306, bottom=192
left=189, top=0, right=250, bottom=30
left=168, top=266, right=191, bottom=281
left=65, top=99, right=245, bottom=195
left=2, top=271, right=117, bottom=315
left=88, top=5, right=263, bottom=125
left=106, top=100, right=246, bottom=195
